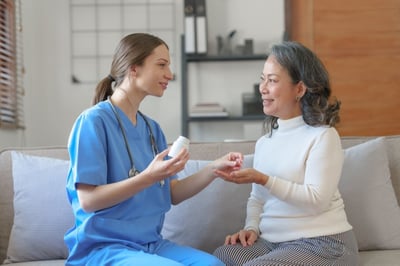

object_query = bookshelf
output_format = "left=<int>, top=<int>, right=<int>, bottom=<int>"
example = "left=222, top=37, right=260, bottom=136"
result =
left=180, top=35, right=266, bottom=139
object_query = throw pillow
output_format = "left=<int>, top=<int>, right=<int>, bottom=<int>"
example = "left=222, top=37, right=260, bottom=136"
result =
left=5, top=152, right=74, bottom=263
left=339, top=137, right=400, bottom=250
left=162, top=155, right=253, bottom=253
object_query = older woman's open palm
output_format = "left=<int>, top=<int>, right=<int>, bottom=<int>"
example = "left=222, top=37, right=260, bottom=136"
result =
left=215, top=168, right=268, bottom=186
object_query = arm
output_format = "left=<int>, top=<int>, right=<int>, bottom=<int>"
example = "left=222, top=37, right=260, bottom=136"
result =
left=78, top=148, right=189, bottom=212
left=170, top=152, right=243, bottom=204
left=264, top=129, right=344, bottom=212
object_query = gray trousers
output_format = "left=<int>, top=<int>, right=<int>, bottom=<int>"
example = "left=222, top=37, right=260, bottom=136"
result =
left=213, top=230, right=359, bottom=266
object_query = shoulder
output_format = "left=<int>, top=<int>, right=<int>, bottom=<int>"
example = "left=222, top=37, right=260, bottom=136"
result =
left=309, top=125, right=340, bottom=141
left=308, top=126, right=342, bottom=152
left=77, top=101, right=113, bottom=123
left=71, top=102, right=116, bottom=135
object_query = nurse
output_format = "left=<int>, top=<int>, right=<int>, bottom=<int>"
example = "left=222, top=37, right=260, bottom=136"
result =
left=64, top=33, right=243, bottom=266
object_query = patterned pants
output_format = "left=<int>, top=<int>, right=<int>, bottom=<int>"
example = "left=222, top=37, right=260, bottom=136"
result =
left=213, top=230, right=359, bottom=266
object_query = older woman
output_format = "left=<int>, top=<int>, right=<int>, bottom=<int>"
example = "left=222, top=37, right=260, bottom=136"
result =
left=213, top=41, right=359, bottom=266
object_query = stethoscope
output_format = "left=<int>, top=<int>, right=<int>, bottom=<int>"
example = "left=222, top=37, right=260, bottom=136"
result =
left=108, top=98, right=159, bottom=179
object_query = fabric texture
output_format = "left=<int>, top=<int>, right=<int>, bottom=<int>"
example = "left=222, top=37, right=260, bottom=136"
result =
left=339, top=137, right=400, bottom=251
left=5, top=152, right=73, bottom=263
left=248, top=116, right=351, bottom=243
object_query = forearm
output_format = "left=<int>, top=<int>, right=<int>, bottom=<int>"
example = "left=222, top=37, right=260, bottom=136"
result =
left=244, top=195, right=263, bottom=234
left=170, top=164, right=216, bottom=204
left=77, top=172, right=154, bottom=212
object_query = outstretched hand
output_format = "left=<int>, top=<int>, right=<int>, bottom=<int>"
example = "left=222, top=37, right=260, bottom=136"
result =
left=215, top=167, right=269, bottom=186
left=210, top=152, right=243, bottom=178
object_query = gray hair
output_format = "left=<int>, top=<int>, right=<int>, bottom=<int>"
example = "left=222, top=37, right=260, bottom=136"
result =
left=264, top=41, right=340, bottom=135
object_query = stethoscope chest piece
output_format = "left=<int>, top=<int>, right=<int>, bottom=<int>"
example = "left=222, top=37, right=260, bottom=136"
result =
left=129, top=168, right=140, bottom=178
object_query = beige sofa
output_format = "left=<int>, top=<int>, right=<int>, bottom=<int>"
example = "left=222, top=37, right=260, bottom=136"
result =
left=1, top=135, right=400, bottom=265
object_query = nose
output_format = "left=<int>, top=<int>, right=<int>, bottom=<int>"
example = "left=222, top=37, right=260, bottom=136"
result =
left=259, top=81, right=267, bottom=94
left=165, top=66, right=173, bottom=80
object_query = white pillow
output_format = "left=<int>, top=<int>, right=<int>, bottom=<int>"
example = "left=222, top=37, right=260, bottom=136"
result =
left=339, top=137, right=400, bottom=250
left=5, top=152, right=74, bottom=263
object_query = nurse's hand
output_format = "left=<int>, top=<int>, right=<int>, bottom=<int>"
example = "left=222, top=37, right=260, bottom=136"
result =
left=143, top=148, right=189, bottom=184
left=210, top=152, right=243, bottom=178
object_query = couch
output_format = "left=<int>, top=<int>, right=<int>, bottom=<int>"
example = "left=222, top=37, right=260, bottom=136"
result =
left=1, top=135, right=400, bottom=265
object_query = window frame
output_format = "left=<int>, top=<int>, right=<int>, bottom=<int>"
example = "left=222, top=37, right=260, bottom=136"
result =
left=0, top=0, right=24, bottom=129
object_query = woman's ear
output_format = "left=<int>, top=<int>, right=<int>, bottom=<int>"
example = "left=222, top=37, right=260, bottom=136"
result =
left=297, top=81, right=307, bottom=98
left=130, top=65, right=138, bottom=78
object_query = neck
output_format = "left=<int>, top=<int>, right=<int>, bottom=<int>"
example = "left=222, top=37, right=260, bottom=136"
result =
left=112, top=87, right=139, bottom=124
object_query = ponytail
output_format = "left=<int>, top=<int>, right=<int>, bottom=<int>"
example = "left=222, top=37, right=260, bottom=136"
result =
left=92, top=76, right=114, bottom=105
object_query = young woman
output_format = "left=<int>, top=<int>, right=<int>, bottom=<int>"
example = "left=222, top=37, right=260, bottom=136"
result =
left=64, top=33, right=242, bottom=266
left=213, top=41, right=359, bottom=266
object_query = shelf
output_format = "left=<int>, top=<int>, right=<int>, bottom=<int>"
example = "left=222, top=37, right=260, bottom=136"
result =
left=180, top=35, right=266, bottom=139
left=187, top=115, right=265, bottom=122
left=185, top=53, right=267, bottom=62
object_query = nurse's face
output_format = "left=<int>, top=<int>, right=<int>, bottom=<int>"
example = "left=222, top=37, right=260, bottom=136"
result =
left=133, top=44, right=173, bottom=97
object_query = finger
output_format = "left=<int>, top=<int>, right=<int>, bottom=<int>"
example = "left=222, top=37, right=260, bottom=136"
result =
left=246, top=230, right=258, bottom=246
left=158, top=148, right=170, bottom=158
left=228, top=234, right=238, bottom=245
left=238, top=231, right=248, bottom=247
left=224, top=235, right=231, bottom=245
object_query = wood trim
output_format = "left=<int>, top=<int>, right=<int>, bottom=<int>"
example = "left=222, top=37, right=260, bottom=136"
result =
left=285, top=0, right=314, bottom=49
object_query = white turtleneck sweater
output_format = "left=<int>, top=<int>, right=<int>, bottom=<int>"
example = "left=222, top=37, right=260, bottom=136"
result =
left=245, top=116, right=352, bottom=243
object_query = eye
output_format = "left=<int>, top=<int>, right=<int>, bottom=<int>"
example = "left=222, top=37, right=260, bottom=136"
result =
left=268, top=78, right=277, bottom=83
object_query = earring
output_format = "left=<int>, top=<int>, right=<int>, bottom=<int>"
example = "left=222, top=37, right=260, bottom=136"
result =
left=295, top=96, right=300, bottom=102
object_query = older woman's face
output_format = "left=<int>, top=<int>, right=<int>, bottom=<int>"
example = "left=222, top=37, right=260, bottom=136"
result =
left=259, top=55, right=303, bottom=120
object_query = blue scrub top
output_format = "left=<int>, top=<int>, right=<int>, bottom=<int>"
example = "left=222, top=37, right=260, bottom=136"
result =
left=64, top=101, right=176, bottom=261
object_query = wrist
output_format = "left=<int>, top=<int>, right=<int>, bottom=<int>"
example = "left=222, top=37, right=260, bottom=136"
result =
left=203, top=163, right=218, bottom=179
left=258, top=173, right=268, bottom=186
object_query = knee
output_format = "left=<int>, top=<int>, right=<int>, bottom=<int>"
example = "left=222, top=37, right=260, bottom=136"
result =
left=213, top=245, right=229, bottom=264
left=204, top=254, right=225, bottom=266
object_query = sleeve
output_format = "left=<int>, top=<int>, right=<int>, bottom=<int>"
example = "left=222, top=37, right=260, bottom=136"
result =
left=264, top=128, right=344, bottom=213
left=244, top=186, right=264, bottom=235
left=68, top=111, right=109, bottom=187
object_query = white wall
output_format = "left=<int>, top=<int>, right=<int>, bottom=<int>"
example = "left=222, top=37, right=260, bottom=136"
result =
left=0, top=0, right=284, bottom=149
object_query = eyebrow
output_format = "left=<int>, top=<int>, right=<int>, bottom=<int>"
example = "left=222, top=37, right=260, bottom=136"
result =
left=157, top=58, right=169, bottom=64
left=261, top=73, right=279, bottom=78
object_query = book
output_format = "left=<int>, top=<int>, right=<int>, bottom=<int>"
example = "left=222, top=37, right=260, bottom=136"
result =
left=190, top=102, right=225, bottom=113
left=190, top=102, right=228, bottom=117
left=184, top=0, right=196, bottom=54
left=189, top=111, right=229, bottom=118
left=195, top=0, right=207, bottom=54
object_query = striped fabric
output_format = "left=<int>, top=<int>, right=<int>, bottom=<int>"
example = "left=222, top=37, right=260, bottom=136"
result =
left=213, top=230, right=359, bottom=266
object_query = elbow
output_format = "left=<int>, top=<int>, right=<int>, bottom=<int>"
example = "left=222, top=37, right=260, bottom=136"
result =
left=171, top=196, right=183, bottom=206
left=76, top=184, right=98, bottom=213
left=305, top=196, right=330, bottom=215
left=79, top=198, right=96, bottom=213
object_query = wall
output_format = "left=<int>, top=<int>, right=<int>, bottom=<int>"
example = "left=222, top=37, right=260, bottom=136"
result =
left=0, top=0, right=284, bottom=149
left=286, top=0, right=400, bottom=136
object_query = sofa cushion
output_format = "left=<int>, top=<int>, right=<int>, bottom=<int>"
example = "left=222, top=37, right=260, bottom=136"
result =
left=5, top=152, right=74, bottom=263
left=339, top=137, right=400, bottom=251
left=163, top=137, right=400, bottom=254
